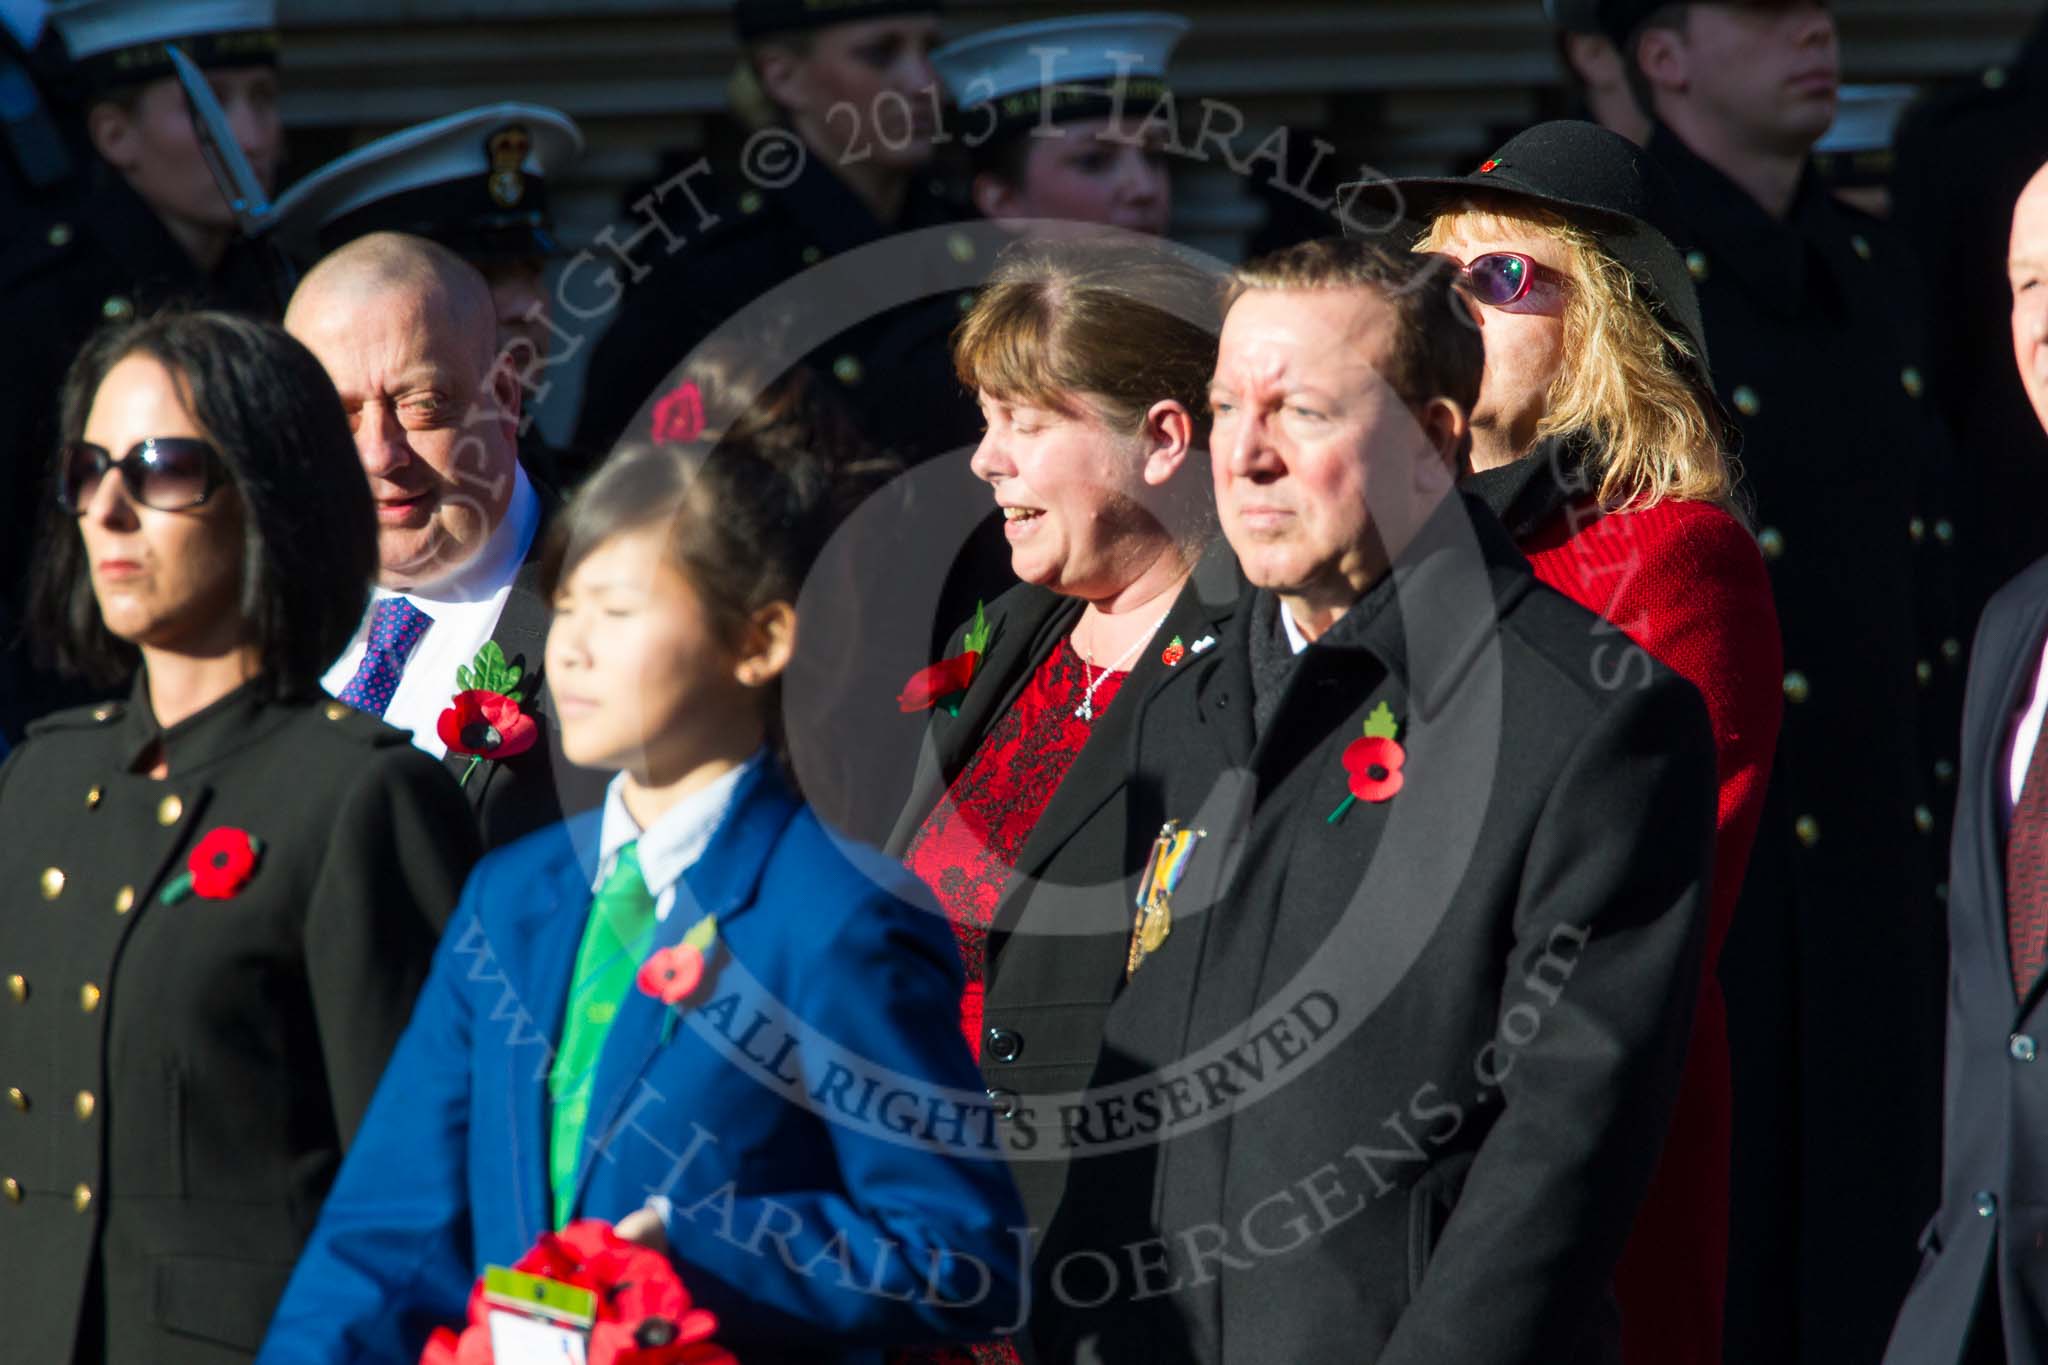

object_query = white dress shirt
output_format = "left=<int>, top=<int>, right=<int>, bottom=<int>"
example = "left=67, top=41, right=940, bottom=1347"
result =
left=592, top=757, right=757, bottom=921
left=2009, top=632, right=2048, bottom=819
left=1281, top=604, right=1312, bottom=655
left=322, top=466, right=541, bottom=759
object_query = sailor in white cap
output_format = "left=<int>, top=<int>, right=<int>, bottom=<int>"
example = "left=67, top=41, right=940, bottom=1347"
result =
left=0, top=0, right=285, bottom=738
left=268, top=104, right=584, bottom=392
left=933, top=10, right=1187, bottom=237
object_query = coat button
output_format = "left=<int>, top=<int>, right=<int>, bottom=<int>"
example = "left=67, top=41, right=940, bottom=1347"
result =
left=985, top=1028, right=1022, bottom=1063
left=986, top=1087, right=1020, bottom=1121
left=1757, top=527, right=1785, bottom=560
left=1917, top=660, right=1934, bottom=688
left=1686, top=250, right=1709, bottom=281
left=948, top=231, right=977, bottom=264
left=1914, top=804, right=1934, bottom=834
left=1986, top=65, right=2010, bottom=89
left=7, top=1087, right=25, bottom=1111
left=1935, top=759, right=1957, bottom=785
left=72, top=1183, right=91, bottom=1213
left=738, top=189, right=763, bottom=214
left=2, top=1177, right=17, bottom=1202
left=1731, top=385, right=1760, bottom=417
left=157, top=794, right=182, bottom=826
left=1794, top=815, right=1821, bottom=847
left=800, top=245, right=822, bottom=265
left=1902, top=367, right=1925, bottom=399
left=5, top=975, right=23, bottom=1003
left=91, top=704, right=117, bottom=722
left=832, top=355, right=863, bottom=386
left=101, top=295, right=132, bottom=321
left=958, top=291, right=977, bottom=313
left=80, top=983, right=100, bottom=1013
left=1909, top=516, right=1926, bottom=544
left=1851, top=234, right=1872, bottom=261
left=113, top=886, right=134, bottom=915
left=85, top=785, right=101, bottom=810
left=1935, top=518, right=1956, bottom=546
left=1976, top=1191, right=1998, bottom=1218
left=2011, top=1034, right=2038, bottom=1062
left=323, top=701, right=349, bottom=721
left=1782, top=671, right=1810, bottom=704
left=39, top=868, right=65, bottom=900
left=74, top=1091, right=94, bottom=1121
left=46, top=222, right=71, bottom=247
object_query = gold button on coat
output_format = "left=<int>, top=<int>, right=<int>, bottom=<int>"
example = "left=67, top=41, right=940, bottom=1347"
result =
left=46, top=222, right=70, bottom=247
left=85, top=785, right=101, bottom=809
left=72, top=1183, right=91, bottom=1213
left=113, top=886, right=134, bottom=915
left=92, top=705, right=114, bottom=722
left=800, top=245, right=821, bottom=265
left=832, top=355, right=863, bottom=386
left=1909, top=516, right=1926, bottom=543
left=3, top=1178, right=18, bottom=1202
left=1794, top=815, right=1821, bottom=847
left=1935, top=519, right=1956, bottom=545
left=1917, top=660, right=1935, bottom=687
left=1851, top=234, right=1872, bottom=261
left=74, top=1091, right=94, bottom=1121
left=1732, top=385, right=1760, bottom=417
left=1915, top=805, right=1935, bottom=834
left=1757, top=527, right=1785, bottom=560
left=1782, top=671, right=1810, bottom=704
left=101, top=295, right=132, bottom=321
left=323, top=701, right=349, bottom=721
left=1936, top=759, right=1957, bottom=784
left=1942, top=637, right=1962, bottom=662
left=5, top=975, right=23, bottom=1003
left=1686, top=250, right=1709, bottom=281
left=39, top=868, right=64, bottom=900
left=1902, top=366, right=1925, bottom=399
left=7, top=1087, right=25, bottom=1111
left=157, top=794, right=182, bottom=826
left=80, top=983, right=100, bottom=1012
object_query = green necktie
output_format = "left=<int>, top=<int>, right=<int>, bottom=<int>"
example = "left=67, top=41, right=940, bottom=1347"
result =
left=548, top=842, right=657, bottom=1228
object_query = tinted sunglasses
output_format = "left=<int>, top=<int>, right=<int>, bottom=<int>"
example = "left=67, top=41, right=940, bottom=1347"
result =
left=1458, top=252, right=1570, bottom=315
left=56, top=437, right=226, bottom=514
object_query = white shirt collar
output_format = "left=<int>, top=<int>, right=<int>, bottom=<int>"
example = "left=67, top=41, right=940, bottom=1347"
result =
left=403, top=463, right=540, bottom=606
left=1280, top=603, right=1312, bottom=655
left=594, top=755, right=759, bottom=919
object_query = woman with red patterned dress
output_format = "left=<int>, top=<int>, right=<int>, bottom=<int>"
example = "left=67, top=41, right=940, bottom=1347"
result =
left=881, top=242, right=1225, bottom=1363
left=1384, top=121, right=1784, bottom=1365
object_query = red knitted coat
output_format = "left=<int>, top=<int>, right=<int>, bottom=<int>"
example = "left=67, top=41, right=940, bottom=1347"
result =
left=1520, top=497, right=1782, bottom=1365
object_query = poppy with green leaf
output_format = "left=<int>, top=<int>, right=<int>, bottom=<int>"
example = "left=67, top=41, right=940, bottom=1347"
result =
left=438, top=641, right=539, bottom=786
left=897, top=602, right=995, bottom=717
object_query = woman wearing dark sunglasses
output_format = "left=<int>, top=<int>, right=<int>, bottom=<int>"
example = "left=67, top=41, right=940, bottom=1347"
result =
left=1374, top=120, right=1786, bottom=1365
left=0, top=311, right=482, bottom=1363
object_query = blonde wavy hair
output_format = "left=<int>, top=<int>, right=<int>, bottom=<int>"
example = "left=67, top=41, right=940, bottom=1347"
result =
left=1418, top=200, right=1737, bottom=515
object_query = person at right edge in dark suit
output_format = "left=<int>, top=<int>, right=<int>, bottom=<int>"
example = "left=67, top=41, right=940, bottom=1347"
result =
left=1028, top=239, right=1717, bottom=1364
left=1881, top=158, right=2048, bottom=1365
left=1596, top=3, right=1971, bottom=1360
left=285, top=231, right=605, bottom=849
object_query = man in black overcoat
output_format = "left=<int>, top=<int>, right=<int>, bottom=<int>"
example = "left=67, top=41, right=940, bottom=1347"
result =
left=1025, top=240, right=1716, bottom=1364
left=1881, top=156, right=2048, bottom=1365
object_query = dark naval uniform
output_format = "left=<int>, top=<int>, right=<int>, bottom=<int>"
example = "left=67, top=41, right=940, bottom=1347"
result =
left=1645, top=124, right=1964, bottom=1365
left=0, top=679, right=480, bottom=1362
left=1891, top=16, right=2048, bottom=600
left=571, top=152, right=981, bottom=467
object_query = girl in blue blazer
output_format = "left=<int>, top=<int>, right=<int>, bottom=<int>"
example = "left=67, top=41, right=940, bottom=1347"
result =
left=260, top=431, right=1027, bottom=1363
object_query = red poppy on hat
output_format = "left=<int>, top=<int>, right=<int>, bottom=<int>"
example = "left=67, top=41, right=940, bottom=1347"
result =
left=651, top=380, right=706, bottom=445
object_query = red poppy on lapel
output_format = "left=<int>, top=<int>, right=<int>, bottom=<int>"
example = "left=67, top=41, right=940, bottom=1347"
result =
left=158, top=828, right=267, bottom=905
left=897, top=601, right=993, bottom=717
left=1161, top=635, right=1187, bottom=667
left=418, top=1218, right=735, bottom=1365
left=637, top=944, right=705, bottom=1006
left=439, top=640, right=538, bottom=786
left=1329, top=702, right=1406, bottom=823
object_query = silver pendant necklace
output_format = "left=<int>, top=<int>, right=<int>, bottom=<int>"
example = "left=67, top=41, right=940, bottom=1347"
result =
left=1074, top=607, right=1174, bottom=721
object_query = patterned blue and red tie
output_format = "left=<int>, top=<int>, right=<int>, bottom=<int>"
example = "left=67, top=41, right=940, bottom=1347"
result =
left=336, top=597, right=433, bottom=718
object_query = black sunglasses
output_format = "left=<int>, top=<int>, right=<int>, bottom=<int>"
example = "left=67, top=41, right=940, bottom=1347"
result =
left=56, top=437, right=226, bottom=514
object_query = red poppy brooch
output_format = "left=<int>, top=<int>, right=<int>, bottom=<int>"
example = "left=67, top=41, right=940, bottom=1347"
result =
left=418, top=1218, right=735, bottom=1365
left=651, top=379, right=706, bottom=445
left=159, top=827, right=264, bottom=905
left=1329, top=701, right=1406, bottom=824
left=897, top=601, right=993, bottom=717
left=439, top=641, right=538, bottom=786
left=638, top=913, right=720, bottom=1042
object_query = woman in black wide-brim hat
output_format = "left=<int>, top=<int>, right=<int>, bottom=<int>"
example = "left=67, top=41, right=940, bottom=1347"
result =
left=1347, top=118, right=1784, bottom=1365
left=0, top=311, right=480, bottom=1363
